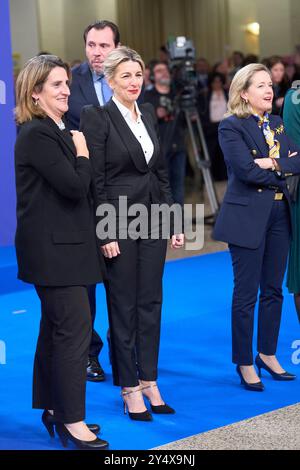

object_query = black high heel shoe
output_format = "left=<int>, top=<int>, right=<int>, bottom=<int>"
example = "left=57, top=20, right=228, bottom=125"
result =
left=42, top=410, right=100, bottom=438
left=121, top=389, right=153, bottom=421
left=236, top=365, right=264, bottom=392
left=141, top=384, right=175, bottom=414
left=55, top=422, right=109, bottom=450
left=255, top=354, right=296, bottom=381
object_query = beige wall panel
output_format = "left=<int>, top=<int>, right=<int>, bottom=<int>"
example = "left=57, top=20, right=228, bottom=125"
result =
left=257, top=0, right=292, bottom=58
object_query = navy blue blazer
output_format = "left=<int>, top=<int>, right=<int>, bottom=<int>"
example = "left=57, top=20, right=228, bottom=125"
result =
left=213, top=114, right=300, bottom=249
left=66, top=62, right=100, bottom=130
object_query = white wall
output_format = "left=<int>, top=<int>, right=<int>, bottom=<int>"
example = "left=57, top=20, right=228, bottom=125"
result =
left=10, top=0, right=40, bottom=65
left=257, top=0, right=292, bottom=58
left=37, top=0, right=65, bottom=59
left=227, top=0, right=259, bottom=55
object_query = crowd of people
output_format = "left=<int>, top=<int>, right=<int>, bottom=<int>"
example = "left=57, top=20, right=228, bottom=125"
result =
left=12, top=19, right=300, bottom=451
left=69, top=47, right=300, bottom=187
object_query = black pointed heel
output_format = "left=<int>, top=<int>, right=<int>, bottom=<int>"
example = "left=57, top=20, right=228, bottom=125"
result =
left=121, top=389, right=153, bottom=421
left=141, top=384, right=175, bottom=414
left=42, top=410, right=101, bottom=437
left=42, top=410, right=55, bottom=438
left=150, top=403, right=175, bottom=414
left=55, top=423, right=109, bottom=450
left=236, top=365, right=264, bottom=391
left=255, top=354, right=296, bottom=381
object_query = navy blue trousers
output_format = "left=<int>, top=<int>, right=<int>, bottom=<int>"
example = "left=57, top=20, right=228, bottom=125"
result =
left=229, top=199, right=291, bottom=365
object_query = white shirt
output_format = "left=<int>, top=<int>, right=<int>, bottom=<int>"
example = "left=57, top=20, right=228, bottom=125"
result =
left=112, top=96, right=154, bottom=164
left=209, top=91, right=227, bottom=123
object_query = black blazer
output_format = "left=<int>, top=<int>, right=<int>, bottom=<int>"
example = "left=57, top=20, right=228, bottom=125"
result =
left=14, top=116, right=105, bottom=286
left=80, top=100, right=174, bottom=244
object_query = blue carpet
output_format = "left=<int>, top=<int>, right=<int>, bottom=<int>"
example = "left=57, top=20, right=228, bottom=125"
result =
left=0, top=248, right=299, bottom=450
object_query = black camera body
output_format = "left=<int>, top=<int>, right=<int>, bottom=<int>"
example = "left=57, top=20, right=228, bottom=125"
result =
left=167, top=36, right=198, bottom=109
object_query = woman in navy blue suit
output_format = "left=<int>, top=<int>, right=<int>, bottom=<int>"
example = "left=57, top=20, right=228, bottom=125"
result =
left=213, top=63, right=300, bottom=390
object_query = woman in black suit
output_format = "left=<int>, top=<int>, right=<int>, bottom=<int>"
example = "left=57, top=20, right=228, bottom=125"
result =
left=14, top=55, right=108, bottom=449
left=80, top=47, right=184, bottom=420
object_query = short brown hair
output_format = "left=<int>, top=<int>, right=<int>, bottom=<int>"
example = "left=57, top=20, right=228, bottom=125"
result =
left=15, top=55, right=70, bottom=124
left=83, top=20, right=120, bottom=46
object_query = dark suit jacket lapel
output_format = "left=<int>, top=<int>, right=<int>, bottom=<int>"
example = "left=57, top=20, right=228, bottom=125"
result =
left=106, top=100, right=149, bottom=172
left=43, top=117, right=76, bottom=162
left=240, top=115, right=269, bottom=157
left=79, top=63, right=100, bottom=107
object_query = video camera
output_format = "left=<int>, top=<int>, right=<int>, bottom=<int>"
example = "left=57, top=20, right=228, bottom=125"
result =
left=167, top=36, right=198, bottom=109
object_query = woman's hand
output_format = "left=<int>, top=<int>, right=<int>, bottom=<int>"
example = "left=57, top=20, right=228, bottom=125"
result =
left=254, top=158, right=274, bottom=170
left=171, top=234, right=184, bottom=249
left=101, top=241, right=121, bottom=258
left=70, top=130, right=89, bottom=159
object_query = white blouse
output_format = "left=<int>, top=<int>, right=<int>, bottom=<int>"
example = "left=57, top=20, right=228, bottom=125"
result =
left=112, top=96, right=154, bottom=163
left=209, top=91, right=227, bottom=123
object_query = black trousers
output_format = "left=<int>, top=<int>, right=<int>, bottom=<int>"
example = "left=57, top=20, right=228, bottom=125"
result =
left=33, top=286, right=92, bottom=423
left=104, top=237, right=168, bottom=387
left=87, top=284, right=104, bottom=358
left=229, top=200, right=291, bottom=365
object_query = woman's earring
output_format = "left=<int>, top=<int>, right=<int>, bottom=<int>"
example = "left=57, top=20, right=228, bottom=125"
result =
left=33, top=98, right=39, bottom=106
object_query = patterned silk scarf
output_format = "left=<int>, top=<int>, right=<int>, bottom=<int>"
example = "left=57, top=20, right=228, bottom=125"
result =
left=253, top=112, right=280, bottom=159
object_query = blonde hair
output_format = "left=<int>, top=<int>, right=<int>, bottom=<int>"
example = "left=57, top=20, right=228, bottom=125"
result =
left=15, top=55, right=70, bottom=124
left=103, top=46, right=145, bottom=81
left=225, top=63, right=272, bottom=118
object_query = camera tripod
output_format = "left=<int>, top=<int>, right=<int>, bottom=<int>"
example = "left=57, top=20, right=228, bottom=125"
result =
left=163, top=94, right=219, bottom=224
left=183, top=104, right=220, bottom=223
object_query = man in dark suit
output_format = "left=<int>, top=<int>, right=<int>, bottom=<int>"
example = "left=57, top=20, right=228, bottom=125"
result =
left=67, top=20, right=120, bottom=130
left=66, top=20, right=120, bottom=382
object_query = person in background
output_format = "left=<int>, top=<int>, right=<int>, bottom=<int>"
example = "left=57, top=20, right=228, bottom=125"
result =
left=14, top=54, right=108, bottom=450
left=283, top=83, right=300, bottom=323
left=198, top=72, right=228, bottom=181
left=196, top=57, right=211, bottom=94
left=66, top=19, right=121, bottom=383
left=213, top=63, right=299, bottom=392
left=228, top=51, right=244, bottom=82
left=80, top=47, right=184, bottom=421
left=144, top=65, right=154, bottom=91
left=143, top=61, right=186, bottom=205
left=243, top=54, right=259, bottom=66
left=268, top=56, right=290, bottom=115
left=212, top=59, right=230, bottom=86
left=158, top=45, right=170, bottom=63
